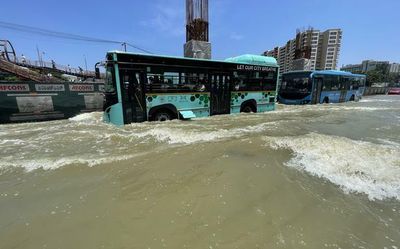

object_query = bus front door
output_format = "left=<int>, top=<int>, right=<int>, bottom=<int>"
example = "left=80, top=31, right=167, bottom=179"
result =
left=312, top=77, right=323, bottom=104
left=210, top=74, right=231, bottom=115
left=119, top=69, right=147, bottom=123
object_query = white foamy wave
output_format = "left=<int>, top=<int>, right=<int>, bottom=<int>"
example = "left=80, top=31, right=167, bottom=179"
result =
left=274, top=105, right=398, bottom=115
left=68, top=112, right=103, bottom=123
left=136, top=127, right=231, bottom=144
left=360, top=98, right=400, bottom=103
left=128, top=122, right=276, bottom=144
left=0, top=154, right=141, bottom=172
left=0, top=139, right=26, bottom=146
left=266, top=133, right=400, bottom=200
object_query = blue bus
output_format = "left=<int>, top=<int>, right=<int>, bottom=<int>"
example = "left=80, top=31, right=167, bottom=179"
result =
left=103, top=52, right=279, bottom=125
left=278, top=70, right=366, bottom=105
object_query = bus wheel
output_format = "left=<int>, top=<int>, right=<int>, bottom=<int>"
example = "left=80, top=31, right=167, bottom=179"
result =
left=323, top=97, right=329, bottom=104
left=153, top=110, right=173, bottom=122
left=350, top=95, right=355, bottom=101
left=241, top=104, right=256, bottom=113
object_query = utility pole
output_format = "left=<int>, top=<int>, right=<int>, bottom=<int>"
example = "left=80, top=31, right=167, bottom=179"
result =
left=36, top=45, right=42, bottom=67
left=41, top=52, right=45, bottom=66
left=84, top=54, right=88, bottom=74
left=122, top=42, right=127, bottom=52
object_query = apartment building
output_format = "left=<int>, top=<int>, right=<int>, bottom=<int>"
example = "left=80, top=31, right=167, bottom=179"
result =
left=341, top=60, right=391, bottom=73
left=263, top=28, right=342, bottom=74
left=340, top=64, right=363, bottom=73
left=389, top=63, right=400, bottom=73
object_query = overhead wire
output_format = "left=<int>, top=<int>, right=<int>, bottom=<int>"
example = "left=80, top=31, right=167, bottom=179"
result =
left=0, top=21, right=153, bottom=54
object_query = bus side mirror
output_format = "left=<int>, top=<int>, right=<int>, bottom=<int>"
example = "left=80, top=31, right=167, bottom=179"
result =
left=95, top=68, right=100, bottom=79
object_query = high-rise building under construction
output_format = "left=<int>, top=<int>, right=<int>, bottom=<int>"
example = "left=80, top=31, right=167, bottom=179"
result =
left=264, top=28, right=342, bottom=74
left=184, top=0, right=211, bottom=59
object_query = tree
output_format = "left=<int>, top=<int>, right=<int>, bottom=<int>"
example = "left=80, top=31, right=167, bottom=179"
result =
left=388, top=73, right=400, bottom=86
left=366, top=70, right=385, bottom=86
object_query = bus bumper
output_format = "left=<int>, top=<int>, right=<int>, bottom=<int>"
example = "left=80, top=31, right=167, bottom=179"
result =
left=103, top=103, right=125, bottom=126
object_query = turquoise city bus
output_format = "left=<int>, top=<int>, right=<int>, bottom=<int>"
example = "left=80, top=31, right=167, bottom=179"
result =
left=103, top=52, right=279, bottom=125
left=278, top=70, right=366, bottom=105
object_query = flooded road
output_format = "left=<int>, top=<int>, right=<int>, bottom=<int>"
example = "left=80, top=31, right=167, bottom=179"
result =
left=0, top=95, right=399, bottom=249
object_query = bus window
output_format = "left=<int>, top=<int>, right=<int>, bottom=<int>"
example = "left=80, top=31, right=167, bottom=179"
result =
left=341, top=77, right=349, bottom=90
left=234, top=71, right=270, bottom=91
left=282, top=73, right=312, bottom=92
left=146, top=68, right=182, bottom=92
left=350, top=77, right=358, bottom=90
left=147, top=73, right=163, bottom=92
left=248, top=71, right=263, bottom=91
left=326, top=75, right=340, bottom=90
left=105, top=66, right=116, bottom=93
left=198, top=73, right=209, bottom=91
left=322, top=82, right=330, bottom=90
left=180, top=72, right=208, bottom=92
left=360, top=77, right=366, bottom=87
left=164, top=72, right=179, bottom=86
left=261, top=71, right=277, bottom=91
left=232, top=71, right=247, bottom=91
left=103, top=65, right=118, bottom=111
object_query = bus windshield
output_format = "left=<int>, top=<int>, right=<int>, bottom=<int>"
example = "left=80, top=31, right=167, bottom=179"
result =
left=281, top=72, right=312, bottom=92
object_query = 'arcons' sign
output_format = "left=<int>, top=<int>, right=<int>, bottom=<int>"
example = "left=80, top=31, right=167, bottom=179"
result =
left=0, top=84, right=30, bottom=92
left=69, top=84, right=94, bottom=92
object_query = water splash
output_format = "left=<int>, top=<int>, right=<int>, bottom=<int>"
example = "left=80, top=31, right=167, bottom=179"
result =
left=266, top=133, right=400, bottom=200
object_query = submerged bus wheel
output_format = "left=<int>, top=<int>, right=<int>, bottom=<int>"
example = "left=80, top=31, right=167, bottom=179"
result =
left=350, top=95, right=355, bottom=101
left=153, top=110, right=173, bottom=122
left=241, top=102, right=257, bottom=113
left=323, top=97, right=329, bottom=104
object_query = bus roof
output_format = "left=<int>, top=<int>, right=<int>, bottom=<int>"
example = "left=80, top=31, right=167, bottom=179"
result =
left=107, top=51, right=278, bottom=67
left=282, top=70, right=365, bottom=77
left=312, top=70, right=366, bottom=77
left=224, top=54, right=278, bottom=67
